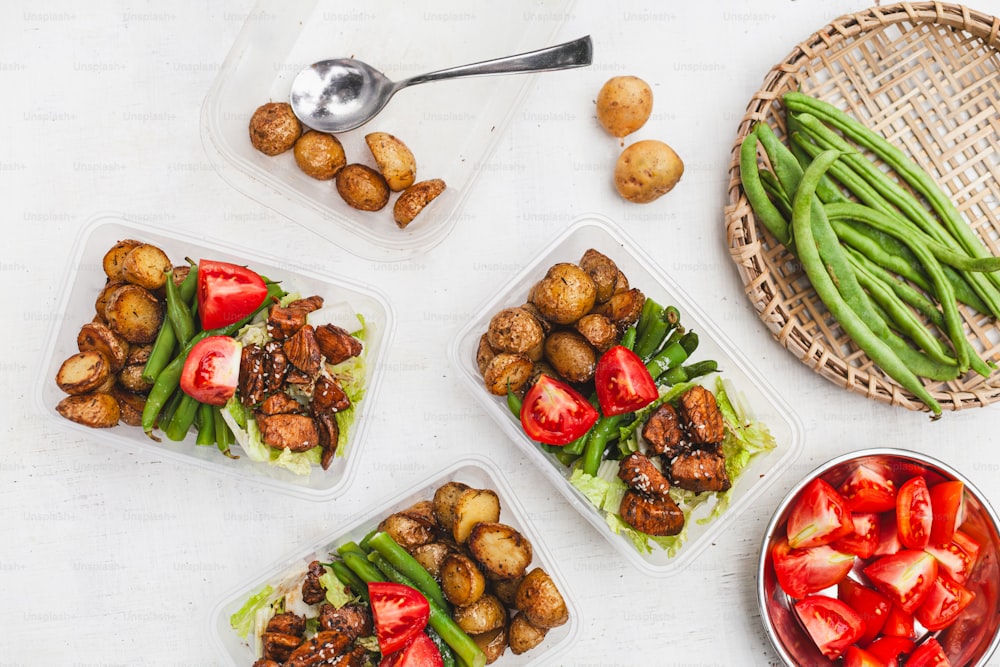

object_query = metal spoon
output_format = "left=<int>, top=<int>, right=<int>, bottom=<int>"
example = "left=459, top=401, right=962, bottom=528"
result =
left=289, top=35, right=593, bottom=133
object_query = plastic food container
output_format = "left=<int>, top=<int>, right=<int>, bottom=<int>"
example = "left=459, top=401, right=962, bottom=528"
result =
left=201, top=0, right=575, bottom=262
left=37, top=213, right=394, bottom=501
left=449, top=215, right=804, bottom=576
left=209, top=455, right=580, bottom=665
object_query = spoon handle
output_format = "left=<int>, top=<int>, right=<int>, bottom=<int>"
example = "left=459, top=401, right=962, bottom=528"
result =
left=398, top=35, right=593, bottom=89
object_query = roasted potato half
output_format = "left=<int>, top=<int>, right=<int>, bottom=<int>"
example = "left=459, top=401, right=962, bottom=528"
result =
left=393, top=179, right=446, bottom=228
left=472, top=626, right=508, bottom=665
left=591, top=287, right=645, bottom=331
left=508, top=613, right=548, bottom=655
left=110, top=385, right=146, bottom=426
left=578, top=249, right=620, bottom=304
left=377, top=511, right=437, bottom=551
left=77, top=321, right=130, bottom=373
left=56, top=392, right=120, bottom=428
left=56, top=350, right=113, bottom=396
left=432, top=481, right=472, bottom=533
left=476, top=334, right=497, bottom=376
left=489, top=574, right=524, bottom=608
left=515, top=567, right=568, bottom=629
left=453, top=594, right=507, bottom=635
left=117, top=364, right=154, bottom=394
left=467, top=522, right=533, bottom=580
left=95, top=280, right=125, bottom=321
left=410, top=542, right=453, bottom=579
left=102, top=240, right=142, bottom=281
left=574, top=313, right=618, bottom=353
left=103, top=284, right=164, bottom=344
left=121, top=243, right=172, bottom=290
left=452, top=487, right=502, bottom=544
left=440, top=552, right=487, bottom=607
left=365, top=132, right=416, bottom=192
left=482, top=352, right=533, bottom=396
left=529, top=263, right=596, bottom=325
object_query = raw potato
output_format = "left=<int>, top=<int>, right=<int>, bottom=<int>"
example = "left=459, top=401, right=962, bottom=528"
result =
left=393, top=179, right=446, bottom=228
left=102, top=240, right=141, bottom=280
left=453, top=594, right=507, bottom=635
left=596, top=76, right=653, bottom=139
left=515, top=567, right=568, bottom=629
left=578, top=248, right=620, bottom=304
left=451, top=487, right=502, bottom=544
left=365, top=132, right=416, bottom=191
left=613, top=139, right=684, bottom=203
left=77, top=321, right=130, bottom=373
left=591, top=287, right=645, bottom=330
left=508, top=613, right=548, bottom=655
left=543, top=331, right=596, bottom=384
left=103, top=284, right=164, bottom=344
left=432, top=481, right=471, bottom=532
left=467, top=522, right=533, bottom=580
left=574, top=313, right=618, bottom=353
left=482, top=352, right=533, bottom=396
left=440, top=553, right=487, bottom=606
left=486, top=307, right=544, bottom=358
left=121, top=243, right=172, bottom=290
left=472, top=626, right=508, bottom=665
left=249, top=102, right=302, bottom=156
left=56, top=392, right=120, bottom=428
left=293, top=130, right=346, bottom=180
left=56, top=350, right=112, bottom=395
left=529, top=263, right=597, bottom=325
left=410, top=542, right=452, bottom=579
left=377, top=512, right=436, bottom=550
left=336, top=163, right=390, bottom=211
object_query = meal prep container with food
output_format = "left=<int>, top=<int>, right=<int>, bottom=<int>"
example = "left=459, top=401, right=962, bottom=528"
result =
left=450, top=215, right=804, bottom=576
left=209, top=454, right=580, bottom=665
left=201, top=0, right=576, bottom=262
left=37, top=213, right=394, bottom=500
left=758, top=448, right=1000, bottom=666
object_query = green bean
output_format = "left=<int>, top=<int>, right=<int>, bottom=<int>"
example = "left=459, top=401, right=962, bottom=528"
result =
left=660, top=360, right=719, bottom=386
left=330, top=560, right=369, bottom=603
left=740, top=130, right=791, bottom=246
left=580, top=413, right=626, bottom=477
left=634, top=311, right=669, bottom=360
left=645, top=334, right=694, bottom=380
left=341, top=551, right=386, bottom=586
left=165, top=394, right=200, bottom=441
left=195, top=402, right=215, bottom=445
left=367, top=531, right=450, bottom=613
left=165, top=269, right=196, bottom=347
left=754, top=122, right=803, bottom=196
left=142, top=267, right=199, bottom=383
left=845, top=248, right=945, bottom=328
left=426, top=626, right=458, bottom=667
left=758, top=169, right=794, bottom=219
left=156, top=387, right=184, bottom=430
left=791, top=150, right=941, bottom=415
left=787, top=127, right=847, bottom=204
left=561, top=431, right=590, bottom=457
left=506, top=383, right=522, bottom=419
left=619, top=325, right=637, bottom=351
left=634, top=297, right=659, bottom=342
left=214, top=407, right=237, bottom=458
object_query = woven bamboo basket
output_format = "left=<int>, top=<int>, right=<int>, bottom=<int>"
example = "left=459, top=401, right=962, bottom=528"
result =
left=725, top=2, right=1000, bottom=413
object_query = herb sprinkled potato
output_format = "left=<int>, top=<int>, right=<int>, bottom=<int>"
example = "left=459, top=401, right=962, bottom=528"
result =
left=393, top=179, right=446, bottom=228
left=613, top=139, right=684, bottom=204
left=248, top=102, right=302, bottom=156
left=529, top=263, right=596, bottom=325
left=596, top=75, right=653, bottom=139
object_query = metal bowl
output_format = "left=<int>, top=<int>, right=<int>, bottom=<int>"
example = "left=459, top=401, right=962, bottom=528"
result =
left=758, top=448, right=1000, bottom=666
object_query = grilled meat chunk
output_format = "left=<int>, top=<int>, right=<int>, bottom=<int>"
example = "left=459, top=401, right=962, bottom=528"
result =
left=679, top=385, right=725, bottom=444
left=284, top=325, right=322, bottom=376
left=252, top=660, right=281, bottom=667
left=670, top=446, right=731, bottom=493
left=256, top=413, right=320, bottom=452
left=261, top=631, right=302, bottom=663
left=239, top=344, right=268, bottom=406
left=263, top=341, right=289, bottom=393
left=315, top=323, right=363, bottom=365
left=318, top=602, right=374, bottom=640
left=641, top=402, right=687, bottom=459
left=313, top=374, right=351, bottom=414
left=265, top=612, right=306, bottom=638
left=284, top=367, right=314, bottom=385
left=618, top=452, right=671, bottom=499
left=284, top=630, right=352, bottom=667
left=267, top=305, right=309, bottom=340
left=287, top=295, right=324, bottom=313
left=619, top=489, right=684, bottom=536
left=301, top=560, right=327, bottom=605
left=315, top=413, right=340, bottom=470
left=259, top=392, right=304, bottom=415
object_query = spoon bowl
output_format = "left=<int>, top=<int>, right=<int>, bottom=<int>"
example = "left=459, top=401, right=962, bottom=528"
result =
left=290, top=35, right=592, bottom=133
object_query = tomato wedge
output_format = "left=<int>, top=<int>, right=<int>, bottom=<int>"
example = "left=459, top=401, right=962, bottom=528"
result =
left=863, top=550, right=938, bottom=613
left=881, top=603, right=915, bottom=639
left=897, top=476, right=933, bottom=550
left=874, top=512, right=902, bottom=558
left=928, top=481, right=964, bottom=546
left=772, top=537, right=855, bottom=599
left=179, top=336, right=243, bottom=406
left=838, top=577, right=891, bottom=646
left=833, top=512, right=880, bottom=559
left=786, top=478, right=854, bottom=548
left=924, top=531, right=979, bottom=586
left=844, top=645, right=889, bottom=667
left=380, top=632, right=443, bottom=667
left=913, top=575, right=975, bottom=631
left=904, top=638, right=950, bottom=667
left=794, top=595, right=865, bottom=660
left=520, top=374, right=598, bottom=445
left=368, top=582, right=430, bottom=656
left=594, top=345, right=658, bottom=416
left=868, top=635, right=916, bottom=664
left=839, top=464, right=898, bottom=513
left=196, top=259, right=269, bottom=330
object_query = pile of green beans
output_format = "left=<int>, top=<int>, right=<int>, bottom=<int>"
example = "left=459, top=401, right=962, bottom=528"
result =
left=739, top=91, right=999, bottom=416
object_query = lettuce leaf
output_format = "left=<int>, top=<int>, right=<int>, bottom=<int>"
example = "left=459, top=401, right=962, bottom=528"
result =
left=230, top=584, right=274, bottom=639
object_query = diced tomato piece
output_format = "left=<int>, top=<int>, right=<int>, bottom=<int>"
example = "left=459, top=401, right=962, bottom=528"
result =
left=897, top=476, right=933, bottom=550
left=928, top=481, right=964, bottom=546
left=594, top=345, right=658, bottom=416
left=838, top=577, right=891, bottom=646
left=913, top=575, right=975, bottom=631
left=904, top=638, right=951, bottom=667
left=881, top=603, right=915, bottom=639
left=863, top=550, right=938, bottom=613
left=868, top=635, right=916, bottom=665
left=845, top=644, right=892, bottom=667
left=952, top=529, right=981, bottom=565
left=840, top=464, right=898, bottom=512
left=786, top=478, right=854, bottom=548
left=794, top=595, right=866, bottom=660
left=772, top=536, right=855, bottom=599
left=833, top=512, right=880, bottom=559
left=924, top=532, right=978, bottom=586
left=874, top=512, right=902, bottom=557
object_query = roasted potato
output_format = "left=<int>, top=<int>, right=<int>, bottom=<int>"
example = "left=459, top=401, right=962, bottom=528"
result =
left=117, top=364, right=153, bottom=394
left=596, top=75, right=653, bottom=139
left=507, top=613, right=547, bottom=655
left=410, top=542, right=453, bottom=579
left=56, top=392, right=120, bottom=428
left=529, top=263, right=596, bottom=325
left=467, top=522, right=533, bottom=580
left=440, top=553, right=486, bottom=607
left=543, top=331, right=596, bottom=384
left=110, top=385, right=146, bottom=426
left=591, top=287, right=645, bottom=331
left=393, top=179, right=446, bottom=228
left=518, top=302, right=553, bottom=336
left=489, top=574, right=524, bottom=607
left=401, top=499, right=437, bottom=526
left=365, top=132, right=416, bottom=191
left=102, top=239, right=141, bottom=280
left=77, top=321, right=130, bottom=373
left=125, top=343, right=153, bottom=367
left=293, top=130, right=346, bottom=180
left=476, top=334, right=497, bottom=376
left=249, top=102, right=302, bottom=156
left=56, top=350, right=112, bottom=395
left=515, top=567, right=568, bottom=628
left=453, top=594, right=507, bottom=635
left=377, top=511, right=437, bottom=551
left=121, top=243, right=172, bottom=290
left=578, top=249, right=620, bottom=304
left=482, top=352, right=533, bottom=396
left=452, top=487, right=502, bottom=544
left=432, top=481, right=472, bottom=533
left=573, top=313, right=618, bottom=353
left=336, top=163, right=390, bottom=211
left=486, top=307, right=544, bottom=359
left=472, top=626, right=508, bottom=665
left=613, top=139, right=684, bottom=204
left=103, top=284, right=164, bottom=344
left=95, top=280, right=125, bottom=320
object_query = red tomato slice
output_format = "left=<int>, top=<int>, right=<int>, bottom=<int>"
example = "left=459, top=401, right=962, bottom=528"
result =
left=594, top=345, right=658, bottom=416
left=833, top=512, right=881, bottom=559
left=924, top=532, right=978, bottom=586
left=863, top=549, right=938, bottom=613
left=520, top=374, right=598, bottom=445
left=794, top=595, right=866, bottom=660
left=881, top=603, right=915, bottom=639
left=868, top=635, right=916, bottom=665
left=838, top=577, right=891, bottom=646
left=196, top=259, right=268, bottom=330
left=379, top=632, right=443, bottom=667
left=368, top=582, right=430, bottom=656
left=179, top=336, right=243, bottom=406
left=874, top=512, right=902, bottom=558
left=840, top=464, right=898, bottom=512
left=844, top=645, right=890, bottom=667
left=897, top=476, right=933, bottom=550
left=904, top=638, right=950, bottom=667
left=928, top=481, right=964, bottom=546
left=786, top=478, right=854, bottom=548
left=913, top=575, right=975, bottom=632
left=772, top=537, right=855, bottom=599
